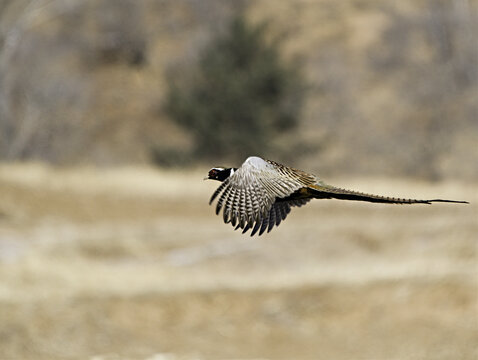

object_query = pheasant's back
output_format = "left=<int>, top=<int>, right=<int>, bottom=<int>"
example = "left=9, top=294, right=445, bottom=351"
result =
left=265, top=160, right=317, bottom=186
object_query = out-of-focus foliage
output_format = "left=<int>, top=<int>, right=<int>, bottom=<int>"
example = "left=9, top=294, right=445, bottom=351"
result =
left=164, top=15, right=305, bottom=163
left=367, top=2, right=478, bottom=180
left=0, top=0, right=150, bottom=164
left=0, top=0, right=477, bottom=180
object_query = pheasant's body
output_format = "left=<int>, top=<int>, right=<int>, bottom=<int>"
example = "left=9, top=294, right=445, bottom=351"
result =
left=206, top=156, right=468, bottom=236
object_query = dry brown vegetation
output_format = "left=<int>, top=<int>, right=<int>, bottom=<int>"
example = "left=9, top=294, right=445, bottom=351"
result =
left=0, top=1, right=477, bottom=358
left=0, top=164, right=476, bottom=359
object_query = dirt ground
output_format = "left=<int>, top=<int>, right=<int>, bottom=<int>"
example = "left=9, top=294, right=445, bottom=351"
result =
left=0, top=164, right=476, bottom=360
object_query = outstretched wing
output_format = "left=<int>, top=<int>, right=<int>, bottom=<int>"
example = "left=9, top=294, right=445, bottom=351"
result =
left=209, top=156, right=316, bottom=231
left=234, top=198, right=310, bottom=236
left=208, top=157, right=468, bottom=236
left=306, top=183, right=469, bottom=204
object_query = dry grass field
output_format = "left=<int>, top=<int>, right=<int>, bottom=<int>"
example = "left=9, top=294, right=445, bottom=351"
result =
left=0, top=164, right=476, bottom=360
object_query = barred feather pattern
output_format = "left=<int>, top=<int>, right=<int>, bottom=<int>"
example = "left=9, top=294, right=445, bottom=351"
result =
left=308, top=184, right=437, bottom=204
left=208, top=156, right=468, bottom=236
left=234, top=198, right=310, bottom=236
left=209, top=157, right=316, bottom=235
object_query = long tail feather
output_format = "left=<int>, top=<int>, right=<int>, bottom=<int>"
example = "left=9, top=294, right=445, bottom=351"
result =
left=307, top=184, right=469, bottom=205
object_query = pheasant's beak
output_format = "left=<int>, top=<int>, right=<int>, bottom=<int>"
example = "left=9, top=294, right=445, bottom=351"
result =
left=203, top=176, right=209, bottom=180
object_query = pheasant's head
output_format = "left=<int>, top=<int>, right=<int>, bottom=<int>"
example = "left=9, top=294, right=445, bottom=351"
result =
left=205, top=167, right=236, bottom=182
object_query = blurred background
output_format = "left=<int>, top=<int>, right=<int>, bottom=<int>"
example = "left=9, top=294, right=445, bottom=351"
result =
left=0, top=0, right=477, bottom=359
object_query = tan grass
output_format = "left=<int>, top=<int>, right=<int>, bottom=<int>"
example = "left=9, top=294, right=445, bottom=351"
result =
left=0, top=163, right=476, bottom=359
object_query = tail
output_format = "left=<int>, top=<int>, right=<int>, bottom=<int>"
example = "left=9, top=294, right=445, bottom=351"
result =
left=307, top=184, right=469, bottom=205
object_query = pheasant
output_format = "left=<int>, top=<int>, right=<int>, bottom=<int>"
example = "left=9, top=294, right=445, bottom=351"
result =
left=205, top=156, right=468, bottom=236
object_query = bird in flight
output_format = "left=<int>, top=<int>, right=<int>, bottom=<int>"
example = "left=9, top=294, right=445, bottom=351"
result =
left=205, top=156, right=468, bottom=236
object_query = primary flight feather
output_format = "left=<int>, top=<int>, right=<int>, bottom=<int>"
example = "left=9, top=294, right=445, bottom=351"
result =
left=205, top=156, right=468, bottom=236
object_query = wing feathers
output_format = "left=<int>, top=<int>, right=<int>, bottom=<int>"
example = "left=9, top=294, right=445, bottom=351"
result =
left=210, top=157, right=316, bottom=235
left=209, top=157, right=468, bottom=236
